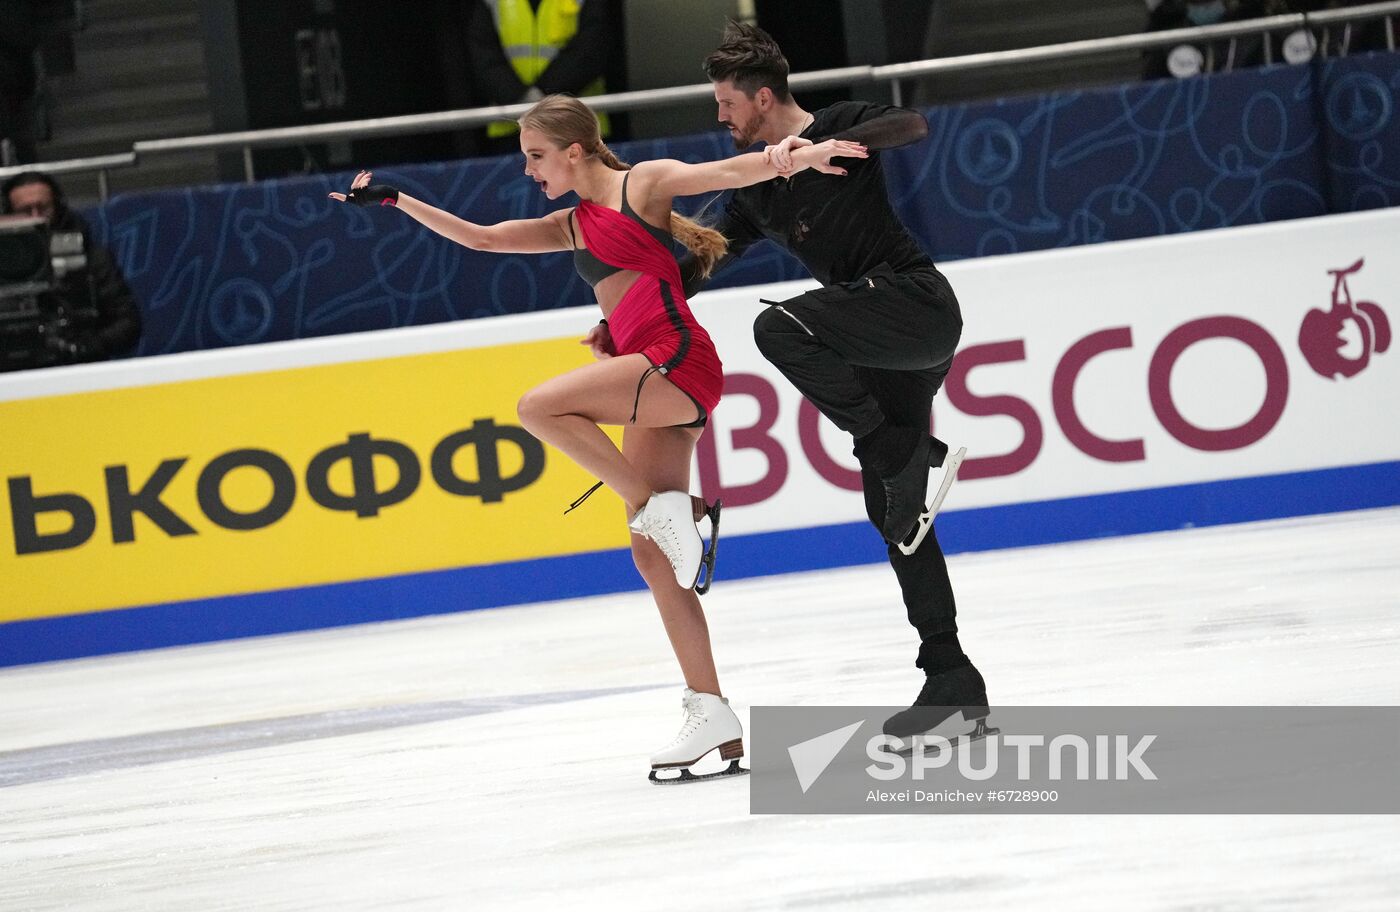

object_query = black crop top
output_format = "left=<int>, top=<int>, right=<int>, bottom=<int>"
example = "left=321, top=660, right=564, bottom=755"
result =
left=571, top=172, right=674, bottom=287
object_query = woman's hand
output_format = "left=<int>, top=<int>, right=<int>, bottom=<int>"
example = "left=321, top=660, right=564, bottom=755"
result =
left=581, top=321, right=614, bottom=359
left=329, top=170, right=400, bottom=206
left=787, top=138, right=868, bottom=177
left=765, top=135, right=812, bottom=175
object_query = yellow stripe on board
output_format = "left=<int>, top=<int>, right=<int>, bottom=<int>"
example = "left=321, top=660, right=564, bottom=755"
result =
left=0, top=338, right=629, bottom=623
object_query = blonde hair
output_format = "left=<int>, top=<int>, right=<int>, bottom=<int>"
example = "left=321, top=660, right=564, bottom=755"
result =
left=519, top=95, right=729, bottom=278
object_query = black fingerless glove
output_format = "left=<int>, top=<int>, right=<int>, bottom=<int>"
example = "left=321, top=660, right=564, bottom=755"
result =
left=345, top=183, right=400, bottom=207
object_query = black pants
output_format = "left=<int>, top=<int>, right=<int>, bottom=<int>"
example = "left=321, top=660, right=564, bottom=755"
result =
left=753, top=263, right=962, bottom=641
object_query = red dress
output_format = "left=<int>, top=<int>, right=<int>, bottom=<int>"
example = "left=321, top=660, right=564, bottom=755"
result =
left=574, top=201, right=724, bottom=418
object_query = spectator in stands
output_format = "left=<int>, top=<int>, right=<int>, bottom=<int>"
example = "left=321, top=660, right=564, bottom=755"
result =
left=0, top=0, right=39, bottom=164
left=0, top=171, right=142, bottom=371
left=1143, top=0, right=1274, bottom=80
left=465, top=0, right=613, bottom=153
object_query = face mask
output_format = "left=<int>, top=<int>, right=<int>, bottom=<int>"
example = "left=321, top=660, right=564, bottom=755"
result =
left=1186, top=1, right=1227, bottom=25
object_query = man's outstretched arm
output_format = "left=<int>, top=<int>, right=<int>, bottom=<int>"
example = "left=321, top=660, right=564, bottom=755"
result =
left=770, top=103, right=928, bottom=174
left=832, top=107, right=928, bottom=151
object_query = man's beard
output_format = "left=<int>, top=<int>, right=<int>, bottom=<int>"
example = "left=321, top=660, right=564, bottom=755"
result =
left=729, top=112, right=765, bottom=150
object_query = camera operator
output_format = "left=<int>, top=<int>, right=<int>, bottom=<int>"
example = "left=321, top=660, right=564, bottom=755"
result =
left=1, top=170, right=141, bottom=372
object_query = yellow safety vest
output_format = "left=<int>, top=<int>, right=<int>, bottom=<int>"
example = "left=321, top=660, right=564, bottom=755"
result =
left=486, top=0, right=610, bottom=138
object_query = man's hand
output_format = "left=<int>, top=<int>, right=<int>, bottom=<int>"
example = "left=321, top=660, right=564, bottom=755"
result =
left=329, top=170, right=400, bottom=207
left=581, top=321, right=614, bottom=359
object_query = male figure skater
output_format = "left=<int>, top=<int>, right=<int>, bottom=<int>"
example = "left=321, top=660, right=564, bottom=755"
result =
left=682, top=22, right=989, bottom=740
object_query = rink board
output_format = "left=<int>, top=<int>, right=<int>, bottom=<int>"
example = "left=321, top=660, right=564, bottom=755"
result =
left=3, top=207, right=1400, bottom=665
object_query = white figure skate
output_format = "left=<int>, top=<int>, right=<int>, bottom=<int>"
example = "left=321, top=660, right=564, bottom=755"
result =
left=629, top=491, right=722, bottom=592
left=649, top=689, right=748, bottom=784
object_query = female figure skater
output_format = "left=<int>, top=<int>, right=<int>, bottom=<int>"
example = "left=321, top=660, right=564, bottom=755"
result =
left=331, top=94, right=865, bottom=782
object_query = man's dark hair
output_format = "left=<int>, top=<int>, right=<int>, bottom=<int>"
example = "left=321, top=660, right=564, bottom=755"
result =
left=0, top=170, right=66, bottom=216
left=703, top=20, right=790, bottom=102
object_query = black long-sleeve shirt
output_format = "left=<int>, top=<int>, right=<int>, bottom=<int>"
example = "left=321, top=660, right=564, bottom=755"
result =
left=75, top=242, right=142, bottom=358
left=682, top=101, right=933, bottom=298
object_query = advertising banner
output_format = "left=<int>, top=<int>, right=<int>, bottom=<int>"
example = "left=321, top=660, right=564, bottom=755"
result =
left=3, top=208, right=1397, bottom=664
left=690, top=207, right=1400, bottom=538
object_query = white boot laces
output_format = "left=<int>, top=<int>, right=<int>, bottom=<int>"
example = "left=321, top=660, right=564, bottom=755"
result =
left=669, top=694, right=705, bottom=746
left=643, top=508, right=684, bottom=572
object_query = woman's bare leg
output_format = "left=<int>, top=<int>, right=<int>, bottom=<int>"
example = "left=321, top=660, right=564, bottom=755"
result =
left=622, top=423, right=722, bottom=697
left=516, top=353, right=702, bottom=514
left=517, top=353, right=720, bottom=690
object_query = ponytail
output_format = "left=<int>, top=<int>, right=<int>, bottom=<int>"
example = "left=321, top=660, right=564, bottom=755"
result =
left=669, top=213, right=728, bottom=279
left=595, top=144, right=631, bottom=172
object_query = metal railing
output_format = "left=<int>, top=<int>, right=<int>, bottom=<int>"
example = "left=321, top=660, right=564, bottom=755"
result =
left=879, top=2, right=1398, bottom=104
left=0, top=151, right=133, bottom=199
left=3, top=1, right=1398, bottom=198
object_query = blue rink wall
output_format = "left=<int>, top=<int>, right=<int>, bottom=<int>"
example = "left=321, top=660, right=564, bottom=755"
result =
left=5, top=460, right=1399, bottom=668
left=85, top=51, right=1400, bottom=358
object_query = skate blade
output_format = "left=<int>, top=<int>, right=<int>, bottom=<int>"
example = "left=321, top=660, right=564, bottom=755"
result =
left=694, top=499, right=722, bottom=595
left=897, top=446, right=966, bottom=556
left=649, top=759, right=748, bottom=785
left=883, top=717, right=999, bottom=759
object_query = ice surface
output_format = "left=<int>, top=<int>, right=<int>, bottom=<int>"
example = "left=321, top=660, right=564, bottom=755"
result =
left=2, top=508, right=1398, bottom=910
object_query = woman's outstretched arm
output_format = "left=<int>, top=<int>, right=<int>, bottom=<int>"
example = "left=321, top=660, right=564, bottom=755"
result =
left=330, top=170, right=573, bottom=254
